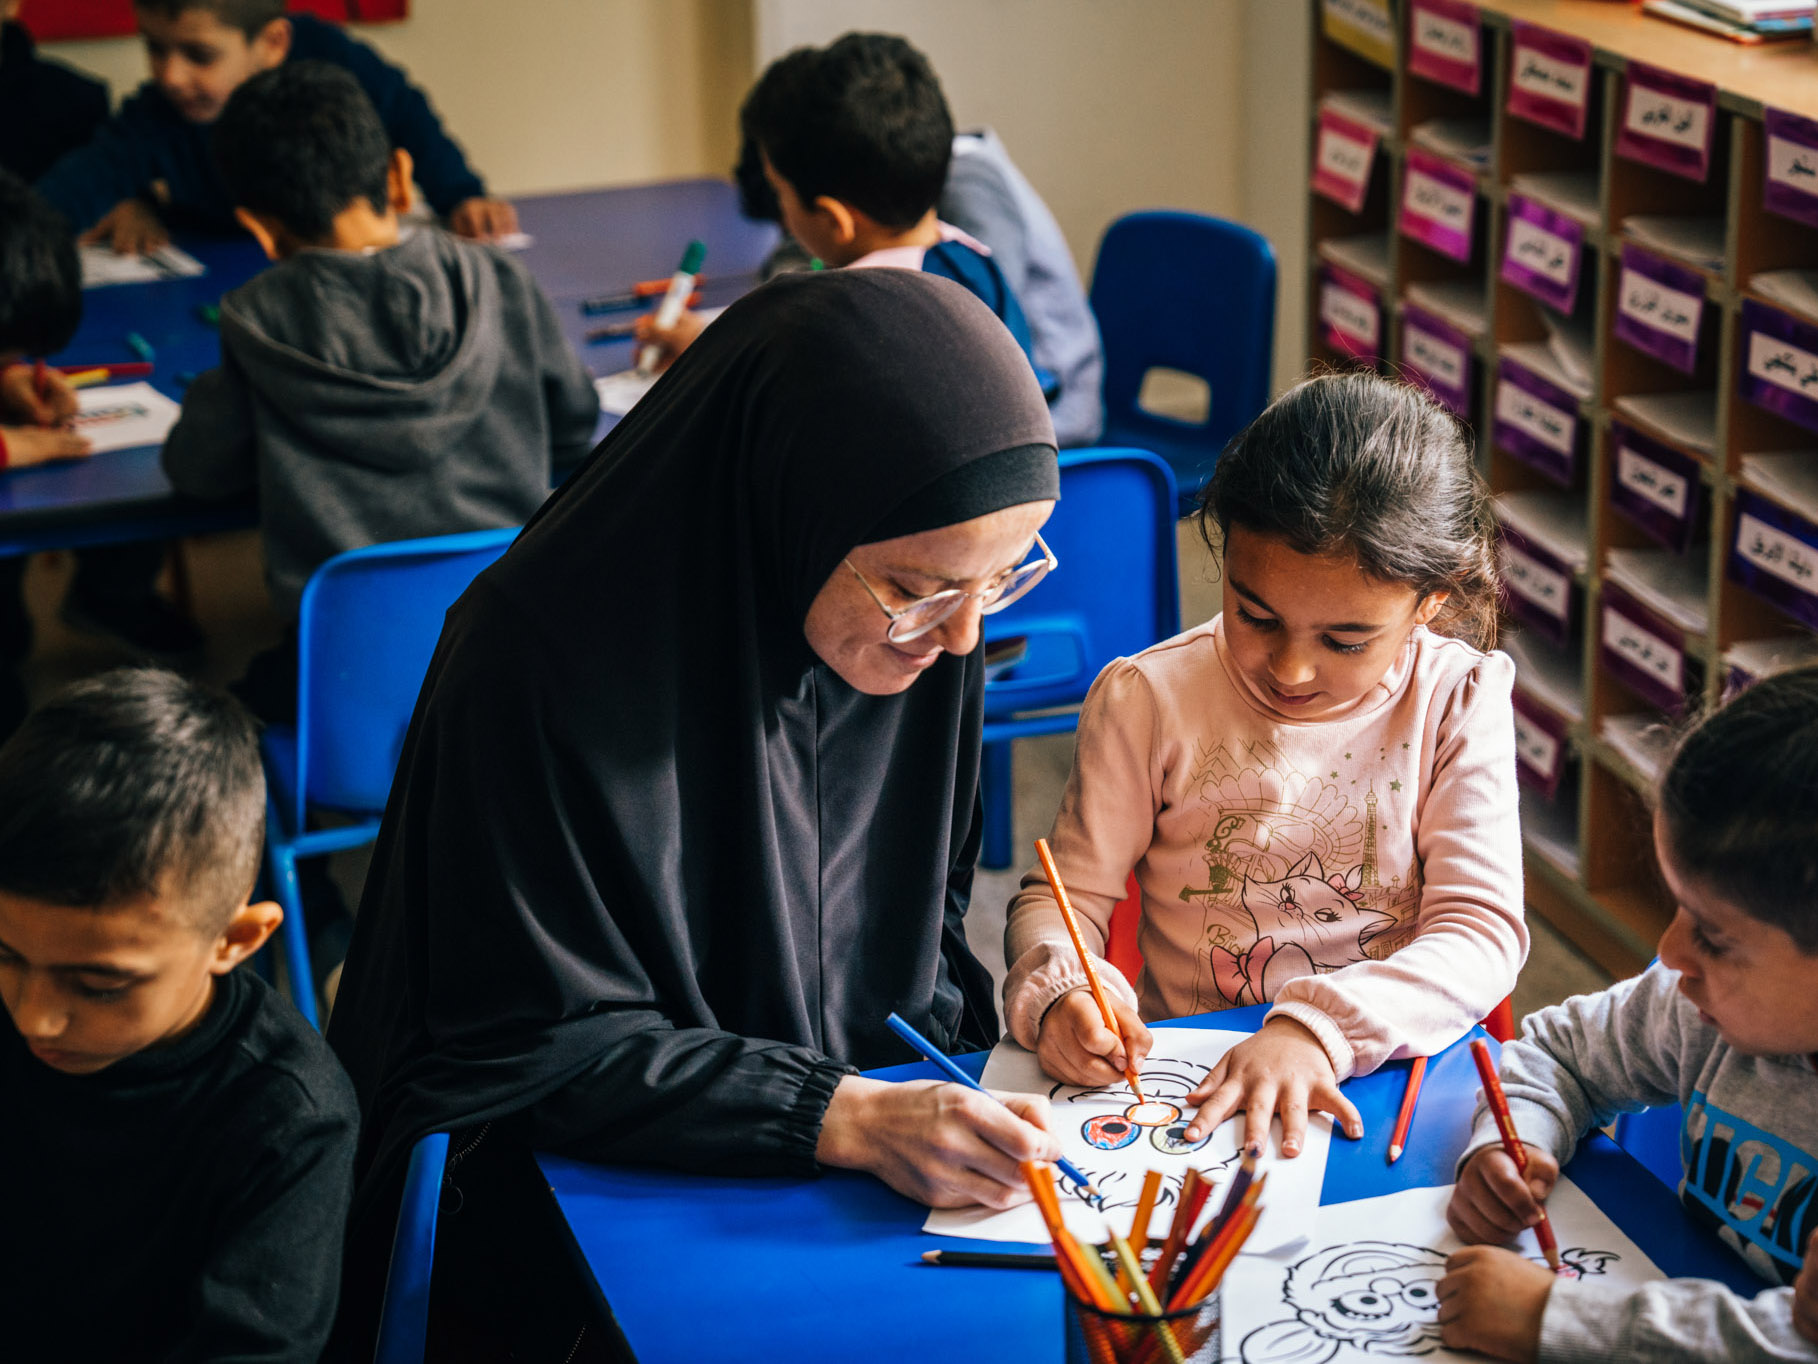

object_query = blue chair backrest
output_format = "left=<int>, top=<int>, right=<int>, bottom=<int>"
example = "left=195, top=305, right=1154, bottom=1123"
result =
left=373, top=1130, right=450, bottom=1364
left=984, top=448, right=1180, bottom=718
left=1089, top=211, right=1276, bottom=495
left=294, top=527, right=517, bottom=823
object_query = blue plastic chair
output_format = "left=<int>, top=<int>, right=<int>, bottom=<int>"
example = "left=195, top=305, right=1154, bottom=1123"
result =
left=373, top=1130, right=451, bottom=1364
left=1089, top=211, right=1277, bottom=511
left=1611, top=1104, right=1685, bottom=1193
left=262, top=528, right=518, bottom=1025
left=979, top=448, right=1180, bottom=870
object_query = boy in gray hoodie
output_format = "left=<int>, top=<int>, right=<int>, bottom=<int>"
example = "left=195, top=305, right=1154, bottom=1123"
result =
left=162, top=61, right=598, bottom=721
left=1436, top=667, right=1818, bottom=1363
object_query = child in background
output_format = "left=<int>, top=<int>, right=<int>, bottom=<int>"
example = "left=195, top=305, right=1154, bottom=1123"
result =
left=734, top=33, right=1105, bottom=447
left=1004, top=372, right=1526, bottom=1158
left=641, top=33, right=1039, bottom=377
left=162, top=61, right=598, bottom=724
left=1439, top=669, right=1818, bottom=1363
left=35, top=0, right=515, bottom=251
left=0, top=667, right=358, bottom=1364
left=0, top=0, right=109, bottom=183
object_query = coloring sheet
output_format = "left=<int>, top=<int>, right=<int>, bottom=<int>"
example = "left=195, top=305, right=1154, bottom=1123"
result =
left=1219, top=1179, right=1661, bottom=1363
left=71, top=382, right=183, bottom=453
left=593, top=308, right=729, bottom=415
left=923, top=1028, right=1330, bottom=1255
left=78, top=242, right=206, bottom=288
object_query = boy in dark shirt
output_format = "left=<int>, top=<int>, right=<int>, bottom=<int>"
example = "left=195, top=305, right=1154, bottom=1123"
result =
left=0, top=0, right=109, bottom=184
left=0, top=666, right=359, bottom=1363
left=162, top=60, right=599, bottom=723
left=36, top=0, right=515, bottom=251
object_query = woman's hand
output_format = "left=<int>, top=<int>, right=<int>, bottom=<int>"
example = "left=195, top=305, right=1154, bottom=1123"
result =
left=1448, top=1143, right=1561, bottom=1245
left=1036, top=987, right=1153, bottom=1088
left=81, top=198, right=170, bottom=255
left=815, top=1075, right=1058, bottom=1210
left=0, top=365, right=77, bottom=427
left=1, top=424, right=92, bottom=468
left=1182, top=1015, right=1363, bottom=1154
left=1437, top=1245, right=1553, bottom=1363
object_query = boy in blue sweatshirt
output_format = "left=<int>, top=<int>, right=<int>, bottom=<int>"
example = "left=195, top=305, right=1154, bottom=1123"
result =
left=36, top=0, right=515, bottom=252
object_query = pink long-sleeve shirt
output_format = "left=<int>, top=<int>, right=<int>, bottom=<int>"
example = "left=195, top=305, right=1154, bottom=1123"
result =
left=1003, top=615, right=1527, bottom=1080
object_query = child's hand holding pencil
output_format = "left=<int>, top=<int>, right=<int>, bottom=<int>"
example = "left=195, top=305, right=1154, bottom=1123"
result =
left=1038, top=988, right=1153, bottom=1090
left=1447, top=1140, right=1561, bottom=1246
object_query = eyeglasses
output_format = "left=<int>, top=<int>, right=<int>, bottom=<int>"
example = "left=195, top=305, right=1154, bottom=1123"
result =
left=845, top=532, right=1058, bottom=643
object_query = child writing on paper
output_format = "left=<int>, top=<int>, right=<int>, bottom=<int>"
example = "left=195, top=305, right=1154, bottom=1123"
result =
left=1004, top=373, right=1526, bottom=1158
left=1439, top=669, right=1818, bottom=1363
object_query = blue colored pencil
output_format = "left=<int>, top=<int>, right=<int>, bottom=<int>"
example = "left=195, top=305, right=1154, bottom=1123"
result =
left=884, top=1012, right=1098, bottom=1198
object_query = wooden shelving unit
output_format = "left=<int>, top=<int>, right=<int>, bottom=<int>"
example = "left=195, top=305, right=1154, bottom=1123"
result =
left=1307, top=0, right=1818, bottom=977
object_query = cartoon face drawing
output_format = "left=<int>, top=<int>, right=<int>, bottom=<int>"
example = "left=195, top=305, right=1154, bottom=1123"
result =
left=1083, top=1114, right=1141, bottom=1150
left=1151, top=1122, right=1211, bottom=1156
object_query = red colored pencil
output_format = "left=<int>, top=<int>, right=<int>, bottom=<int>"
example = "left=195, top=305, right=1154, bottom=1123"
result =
left=1387, top=1055, right=1428, bottom=1164
left=1470, top=1039, right=1562, bottom=1271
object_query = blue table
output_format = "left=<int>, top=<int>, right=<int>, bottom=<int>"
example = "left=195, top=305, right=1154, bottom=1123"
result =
left=539, top=1005, right=1760, bottom=1363
left=6, top=179, right=776, bottom=556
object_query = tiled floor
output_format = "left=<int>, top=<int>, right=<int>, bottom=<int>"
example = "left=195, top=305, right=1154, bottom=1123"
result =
left=16, top=522, right=1614, bottom=1027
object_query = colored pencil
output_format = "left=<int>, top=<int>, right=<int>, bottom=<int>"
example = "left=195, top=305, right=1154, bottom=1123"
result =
left=125, top=332, right=155, bottom=363
left=1172, top=1167, right=1266, bottom=1299
left=1108, top=1228, right=1186, bottom=1364
left=1387, top=1055, right=1428, bottom=1164
left=1034, top=837, right=1145, bottom=1103
left=1128, top=1169, right=1164, bottom=1249
left=1146, top=1167, right=1205, bottom=1293
left=885, top=1012, right=1098, bottom=1197
left=1174, top=1149, right=1257, bottom=1287
left=1025, top=1165, right=1122, bottom=1311
left=1470, top=1039, right=1562, bottom=1272
left=1166, top=1201, right=1261, bottom=1311
left=920, top=1249, right=1057, bottom=1269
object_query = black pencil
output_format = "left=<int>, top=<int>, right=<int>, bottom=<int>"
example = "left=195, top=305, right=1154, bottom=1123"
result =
left=921, top=1249, right=1058, bottom=1269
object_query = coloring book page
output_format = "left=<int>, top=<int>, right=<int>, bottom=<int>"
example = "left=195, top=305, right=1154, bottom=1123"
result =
left=923, top=1027, right=1330, bottom=1255
left=71, top=383, right=183, bottom=454
left=78, top=242, right=206, bottom=289
left=1219, top=1179, right=1661, bottom=1363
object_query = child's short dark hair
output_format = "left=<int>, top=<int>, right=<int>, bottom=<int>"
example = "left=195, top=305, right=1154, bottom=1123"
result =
left=214, top=62, right=392, bottom=244
left=0, top=668, right=264, bottom=929
left=1197, top=372, right=1500, bottom=650
left=135, top=0, right=285, bottom=40
left=1660, top=668, right=1818, bottom=952
left=740, top=33, right=953, bottom=231
left=0, top=170, right=81, bottom=358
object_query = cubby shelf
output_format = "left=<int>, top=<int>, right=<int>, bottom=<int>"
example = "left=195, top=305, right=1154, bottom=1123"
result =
left=1308, top=0, right=1818, bottom=977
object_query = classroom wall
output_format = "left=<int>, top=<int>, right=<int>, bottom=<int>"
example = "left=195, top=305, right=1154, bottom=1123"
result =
left=39, top=0, right=755, bottom=195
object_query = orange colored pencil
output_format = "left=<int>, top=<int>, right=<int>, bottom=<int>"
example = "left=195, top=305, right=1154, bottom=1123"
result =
left=1035, top=837, right=1144, bottom=1103
left=1129, top=1169, right=1164, bottom=1249
left=1167, top=1202, right=1260, bottom=1310
left=1146, top=1167, right=1204, bottom=1293
left=1023, top=1163, right=1123, bottom=1313
left=1387, top=1055, right=1428, bottom=1164
left=1470, top=1039, right=1562, bottom=1272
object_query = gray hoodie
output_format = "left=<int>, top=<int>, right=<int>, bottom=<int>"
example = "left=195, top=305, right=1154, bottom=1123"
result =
left=163, top=226, right=600, bottom=616
left=1464, top=962, right=1818, bottom=1363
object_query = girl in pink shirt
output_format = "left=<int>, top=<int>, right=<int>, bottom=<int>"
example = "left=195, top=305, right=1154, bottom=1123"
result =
left=1004, top=373, right=1526, bottom=1157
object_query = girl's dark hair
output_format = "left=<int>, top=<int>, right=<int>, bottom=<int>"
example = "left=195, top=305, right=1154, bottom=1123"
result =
left=1196, top=372, right=1499, bottom=650
left=0, top=170, right=81, bottom=358
left=1659, top=667, right=1818, bottom=952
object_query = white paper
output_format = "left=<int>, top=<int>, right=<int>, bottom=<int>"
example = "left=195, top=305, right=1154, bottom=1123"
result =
left=1509, top=171, right=1601, bottom=227
left=69, top=382, right=182, bottom=453
left=1495, top=490, right=1590, bottom=571
left=1612, top=391, right=1718, bottom=457
left=1322, top=88, right=1394, bottom=136
left=1219, top=1180, right=1660, bottom=1364
left=1724, top=635, right=1818, bottom=686
left=1405, top=278, right=1487, bottom=337
left=1740, top=450, right=1818, bottom=523
left=1317, top=233, right=1393, bottom=289
left=492, top=231, right=534, bottom=252
left=1601, top=713, right=1675, bottom=783
left=1605, top=548, right=1710, bottom=635
left=1410, top=116, right=1492, bottom=168
left=1751, top=270, right=1818, bottom=326
left=79, top=242, right=206, bottom=289
left=1505, top=630, right=1585, bottom=721
left=1502, top=338, right=1590, bottom=402
left=593, top=370, right=659, bottom=416
left=1542, top=313, right=1597, bottom=394
left=922, top=1028, right=1331, bottom=1256
left=1622, top=215, right=1725, bottom=273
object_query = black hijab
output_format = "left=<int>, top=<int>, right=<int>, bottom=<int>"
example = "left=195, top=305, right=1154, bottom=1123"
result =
left=327, top=269, right=1056, bottom=1224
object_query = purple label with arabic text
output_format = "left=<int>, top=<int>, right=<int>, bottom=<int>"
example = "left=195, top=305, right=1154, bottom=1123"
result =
left=1741, top=300, right=1818, bottom=437
left=1319, top=264, right=1382, bottom=363
left=1614, top=244, right=1706, bottom=375
left=1401, top=147, right=1477, bottom=263
left=1609, top=421, right=1702, bottom=554
left=1407, top=0, right=1481, bottom=96
left=1499, top=523, right=1576, bottom=646
left=1400, top=303, right=1474, bottom=417
left=1507, top=24, right=1593, bottom=141
left=1600, top=581, right=1690, bottom=714
left=1494, top=355, right=1580, bottom=486
left=1730, top=489, right=1818, bottom=631
left=1510, top=688, right=1569, bottom=799
left=1500, top=194, right=1583, bottom=314
left=1616, top=62, right=1717, bottom=184
left=1764, top=108, right=1818, bottom=231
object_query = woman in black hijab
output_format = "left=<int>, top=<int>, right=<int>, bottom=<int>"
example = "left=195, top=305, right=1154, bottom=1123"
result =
left=326, top=269, right=1063, bottom=1352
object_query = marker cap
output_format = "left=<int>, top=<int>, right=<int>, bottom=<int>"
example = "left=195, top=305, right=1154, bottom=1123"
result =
left=680, top=240, right=707, bottom=275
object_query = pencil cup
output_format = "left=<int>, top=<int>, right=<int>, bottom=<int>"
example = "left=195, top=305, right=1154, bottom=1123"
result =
left=1061, top=1282, right=1221, bottom=1364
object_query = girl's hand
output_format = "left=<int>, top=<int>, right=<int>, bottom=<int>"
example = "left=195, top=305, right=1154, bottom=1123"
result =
left=1437, top=1244, right=1553, bottom=1363
left=0, top=365, right=77, bottom=426
left=1448, top=1143, right=1561, bottom=1245
left=1035, top=987, right=1153, bottom=1088
left=1182, top=1015, right=1363, bottom=1154
left=81, top=198, right=170, bottom=255
left=815, top=1075, right=1058, bottom=1210
left=2, top=424, right=93, bottom=468
left=1793, top=1227, right=1818, bottom=1344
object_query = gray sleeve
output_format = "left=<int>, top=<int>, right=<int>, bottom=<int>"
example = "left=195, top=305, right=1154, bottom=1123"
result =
left=941, top=157, right=1031, bottom=297
left=1541, top=1279, right=1818, bottom=1363
left=160, top=359, right=257, bottom=499
left=532, top=286, right=600, bottom=469
left=1463, top=964, right=1691, bottom=1168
